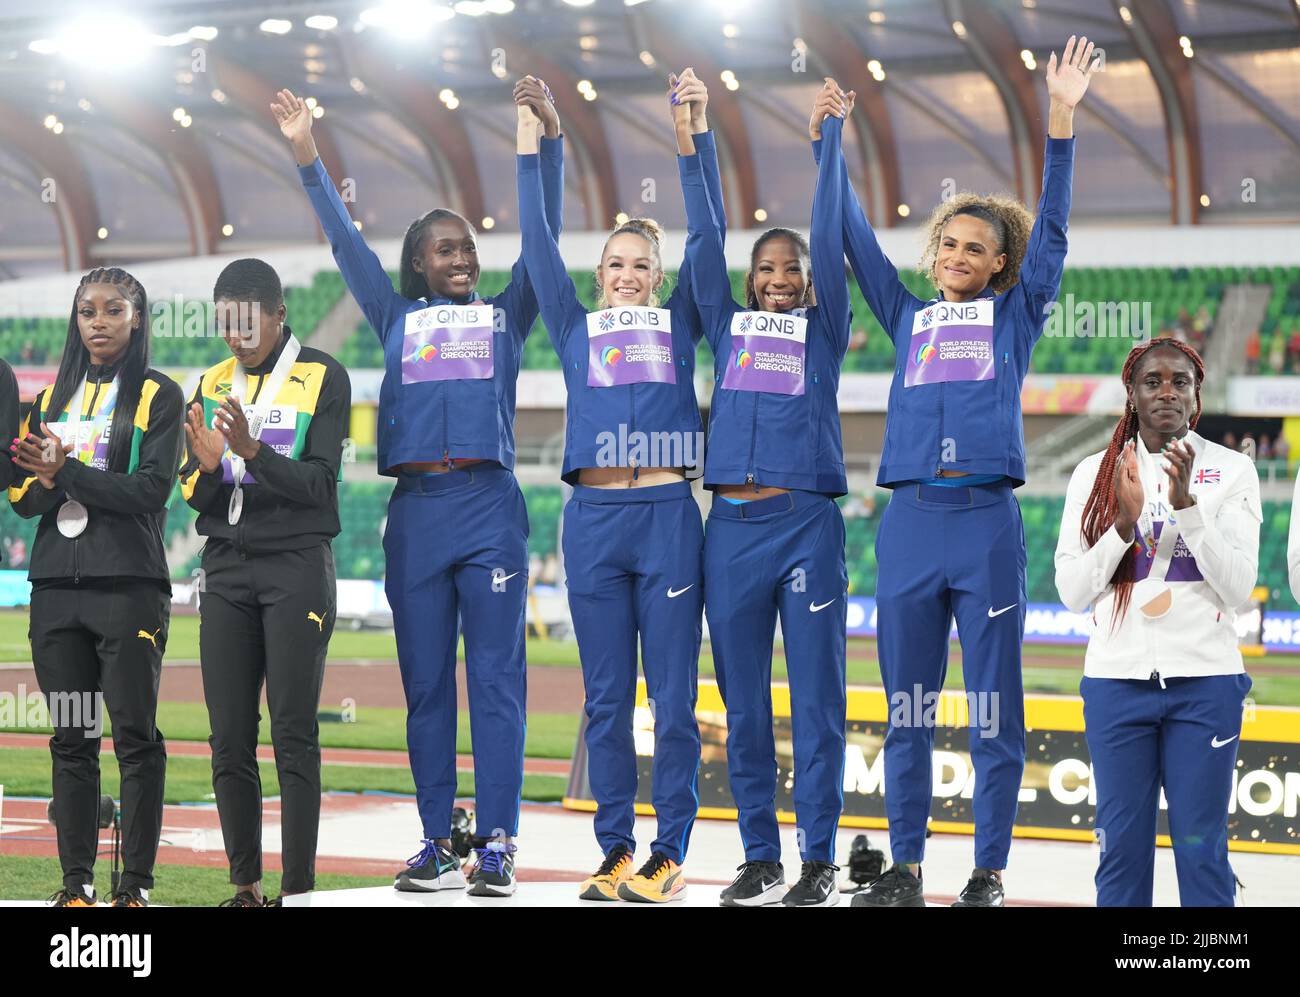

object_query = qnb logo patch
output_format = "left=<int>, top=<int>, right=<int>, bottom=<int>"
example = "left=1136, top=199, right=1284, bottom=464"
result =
left=914, top=343, right=936, bottom=366
left=920, top=308, right=934, bottom=330
left=734, top=349, right=753, bottom=370
left=738, top=314, right=754, bottom=333
left=600, top=345, right=623, bottom=366
left=598, top=311, right=617, bottom=332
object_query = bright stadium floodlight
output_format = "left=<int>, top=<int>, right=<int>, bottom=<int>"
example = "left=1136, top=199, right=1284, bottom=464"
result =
left=305, top=15, right=340, bottom=30
left=562, top=0, right=595, bottom=7
left=41, top=15, right=158, bottom=68
left=360, top=1, right=456, bottom=34
left=454, top=1, right=487, bottom=14
left=189, top=26, right=219, bottom=41
left=484, top=0, right=514, bottom=12
left=260, top=19, right=293, bottom=34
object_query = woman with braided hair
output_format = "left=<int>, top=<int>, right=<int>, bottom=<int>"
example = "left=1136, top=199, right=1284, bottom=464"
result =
left=1055, top=337, right=1260, bottom=906
left=843, top=35, right=1095, bottom=908
left=9, top=267, right=184, bottom=907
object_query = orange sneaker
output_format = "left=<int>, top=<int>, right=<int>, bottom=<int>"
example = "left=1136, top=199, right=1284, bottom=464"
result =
left=578, top=844, right=635, bottom=901
left=48, top=886, right=96, bottom=907
left=617, top=852, right=686, bottom=903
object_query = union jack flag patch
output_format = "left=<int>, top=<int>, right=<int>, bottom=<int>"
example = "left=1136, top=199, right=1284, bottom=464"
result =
left=1194, top=468, right=1220, bottom=484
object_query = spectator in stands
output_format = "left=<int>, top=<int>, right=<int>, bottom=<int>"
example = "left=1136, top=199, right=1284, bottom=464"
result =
left=1223, top=431, right=1237, bottom=451
left=1258, top=435, right=1273, bottom=461
left=178, top=258, right=351, bottom=908
left=3, top=535, right=24, bottom=568
left=9, top=266, right=183, bottom=907
left=1055, top=337, right=1260, bottom=906
left=1269, top=332, right=1285, bottom=374
left=19, top=339, right=36, bottom=364
left=273, top=79, right=565, bottom=898
left=1289, top=325, right=1300, bottom=373
left=1244, top=327, right=1260, bottom=375
left=1276, top=433, right=1290, bottom=467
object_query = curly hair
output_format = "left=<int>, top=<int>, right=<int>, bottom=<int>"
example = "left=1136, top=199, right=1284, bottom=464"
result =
left=595, top=217, right=670, bottom=309
left=919, top=192, right=1035, bottom=296
left=1080, top=338, right=1206, bottom=627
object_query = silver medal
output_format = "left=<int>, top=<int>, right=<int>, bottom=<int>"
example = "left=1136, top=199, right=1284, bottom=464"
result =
left=56, top=499, right=88, bottom=538
left=227, top=486, right=244, bottom=526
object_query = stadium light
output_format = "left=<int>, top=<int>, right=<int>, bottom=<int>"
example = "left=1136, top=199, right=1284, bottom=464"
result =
left=897, top=204, right=910, bottom=218
left=624, top=0, right=653, bottom=6
left=222, top=224, right=234, bottom=237
left=260, top=19, right=292, bottom=34
left=484, top=0, right=515, bottom=11
left=305, top=15, right=339, bottom=30
left=189, top=26, right=219, bottom=40
left=31, top=15, right=159, bottom=68
left=868, top=10, right=885, bottom=23
left=639, top=50, right=655, bottom=66
left=722, top=23, right=738, bottom=38
left=562, top=0, right=596, bottom=6
left=360, top=1, right=455, bottom=34
left=753, top=208, right=767, bottom=222
left=454, top=1, right=487, bottom=14
left=97, top=227, right=108, bottom=239
left=482, top=217, right=496, bottom=229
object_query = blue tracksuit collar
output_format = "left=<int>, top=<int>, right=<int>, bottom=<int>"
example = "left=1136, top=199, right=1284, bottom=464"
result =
left=925, top=285, right=997, bottom=307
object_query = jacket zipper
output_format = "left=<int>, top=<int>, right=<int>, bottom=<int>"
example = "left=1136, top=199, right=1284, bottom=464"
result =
left=629, top=384, right=638, bottom=481
left=443, top=392, right=450, bottom=468
left=936, top=381, right=946, bottom=475
left=72, top=376, right=101, bottom=585
left=746, top=392, right=759, bottom=490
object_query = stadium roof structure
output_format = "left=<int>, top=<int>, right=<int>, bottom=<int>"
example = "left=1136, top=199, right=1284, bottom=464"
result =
left=0, top=0, right=1297, bottom=277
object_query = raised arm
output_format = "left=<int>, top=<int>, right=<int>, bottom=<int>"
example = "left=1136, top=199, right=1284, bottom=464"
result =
left=496, top=76, right=566, bottom=342
left=516, top=102, right=584, bottom=356
left=811, top=104, right=916, bottom=341
left=1019, top=36, right=1094, bottom=341
left=272, top=88, right=408, bottom=341
left=808, top=83, right=852, bottom=357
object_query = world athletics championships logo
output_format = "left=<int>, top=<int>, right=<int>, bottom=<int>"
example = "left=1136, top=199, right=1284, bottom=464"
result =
left=405, top=344, right=439, bottom=363
left=601, top=345, right=623, bottom=366
left=735, top=349, right=753, bottom=369
left=914, top=343, right=936, bottom=365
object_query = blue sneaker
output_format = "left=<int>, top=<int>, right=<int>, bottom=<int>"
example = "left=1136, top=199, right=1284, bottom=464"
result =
left=467, top=841, right=517, bottom=897
left=395, top=839, right=466, bottom=892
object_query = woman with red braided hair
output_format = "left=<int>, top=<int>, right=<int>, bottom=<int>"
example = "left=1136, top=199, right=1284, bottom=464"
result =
left=1054, top=337, right=1260, bottom=907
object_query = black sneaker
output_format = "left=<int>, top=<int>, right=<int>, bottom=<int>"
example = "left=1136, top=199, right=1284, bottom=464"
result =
left=107, top=886, right=149, bottom=907
left=851, top=864, right=926, bottom=907
left=719, top=861, right=786, bottom=907
left=952, top=868, right=1004, bottom=907
left=395, top=838, right=466, bottom=892
left=47, top=885, right=96, bottom=907
left=467, top=841, right=517, bottom=897
left=218, top=890, right=265, bottom=907
left=782, top=861, right=839, bottom=907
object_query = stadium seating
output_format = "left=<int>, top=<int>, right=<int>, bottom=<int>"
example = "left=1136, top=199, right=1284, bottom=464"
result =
left=0, top=270, right=345, bottom=369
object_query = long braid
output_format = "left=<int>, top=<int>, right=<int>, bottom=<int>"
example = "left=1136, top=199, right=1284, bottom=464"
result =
left=48, top=267, right=151, bottom=473
left=1079, top=337, right=1205, bottom=624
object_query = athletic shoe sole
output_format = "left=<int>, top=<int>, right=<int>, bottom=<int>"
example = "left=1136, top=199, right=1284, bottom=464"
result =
left=578, top=883, right=623, bottom=902
left=850, top=894, right=926, bottom=908
left=782, top=891, right=840, bottom=908
left=394, top=868, right=467, bottom=892
left=617, top=883, right=687, bottom=904
left=467, top=879, right=516, bottom=897
left=719, top=882, right=787, bottom=907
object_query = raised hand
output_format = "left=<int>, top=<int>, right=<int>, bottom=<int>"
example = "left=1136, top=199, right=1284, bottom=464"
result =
left=1046, top=35, right=1098, bottom=109
left=670, top=68, right=709, bottom=132
left=1112, top=440, right=1144, bottom=540
left=809, top=78, right=855, bottom=141
left=270, top=88, right=319, bottom=166
left=513, top=76, right=560, bottom=139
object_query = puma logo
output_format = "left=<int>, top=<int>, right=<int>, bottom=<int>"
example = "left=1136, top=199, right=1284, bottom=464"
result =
left=289, top=373, right=311, bottom=389
left=307, top=610, right=326, bottom=631
left=137, top=628, right=161, bottom=648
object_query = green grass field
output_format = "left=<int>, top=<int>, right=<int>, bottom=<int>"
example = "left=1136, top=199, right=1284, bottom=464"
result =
left=2, top=607, right=1298, bottom=701
left=0, top=855, right=392, bottom=907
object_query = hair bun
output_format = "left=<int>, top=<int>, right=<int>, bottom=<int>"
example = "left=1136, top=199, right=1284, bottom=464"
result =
left=618, top=216, right=664, bottom=249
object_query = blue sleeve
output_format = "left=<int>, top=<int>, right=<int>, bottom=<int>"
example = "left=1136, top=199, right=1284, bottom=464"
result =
left=298, top=157, right=408, bottom=344
left=694, top=130, right=726, bottom=246
left=810, top=116, right=852, bottom=358
left=495, top=135, right=566, bottom=344
left=678, top=149, right=736, bottom=355
left=517, top=152, right=583, bottom=358
left=811, top=135, right=916, bottom=344
left=1019, top=137, right=1075, bottom=346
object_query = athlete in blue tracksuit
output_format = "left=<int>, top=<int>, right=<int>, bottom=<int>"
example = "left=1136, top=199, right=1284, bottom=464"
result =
left=274, top=81, right=564, bottom=896
left=840, top=38, right=1095, bottom=907
left=515, top=81, right=716, bottom=903
left=688, top=82, right=853, bottom=908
